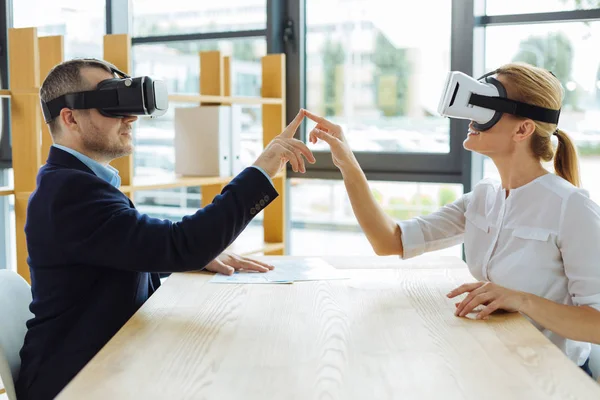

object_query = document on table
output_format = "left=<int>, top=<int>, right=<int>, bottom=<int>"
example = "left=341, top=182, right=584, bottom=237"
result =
left=209, top=258, right=349, bottom=284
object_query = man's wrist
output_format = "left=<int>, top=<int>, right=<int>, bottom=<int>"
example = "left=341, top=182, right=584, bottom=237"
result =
left=250, top=165, right=275, bottom=187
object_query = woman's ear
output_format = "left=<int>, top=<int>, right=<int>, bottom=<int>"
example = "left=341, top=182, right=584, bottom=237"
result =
left=513, top=119, right=536, bottom=143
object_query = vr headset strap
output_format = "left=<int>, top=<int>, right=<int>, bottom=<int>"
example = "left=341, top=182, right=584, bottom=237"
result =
left=469, top=93, right=560, bottom=124
left=42, top=89, right=130, bottom=122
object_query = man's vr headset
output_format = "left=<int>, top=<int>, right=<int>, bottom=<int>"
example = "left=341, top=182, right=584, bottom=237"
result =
left=437, top=70, right=560, bottom=131
left=41, top=59, right=169, bottom=123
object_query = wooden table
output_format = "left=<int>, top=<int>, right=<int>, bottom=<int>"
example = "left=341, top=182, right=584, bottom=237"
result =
left=56, top=256, right=600, bottom=399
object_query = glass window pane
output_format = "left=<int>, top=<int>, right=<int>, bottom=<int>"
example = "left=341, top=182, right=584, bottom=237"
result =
left=486, top=0, right=600, bottom=15
left=305, top=0, right=452, bottom=154
left=13, top=0, right=105, bottom=60
left=9, top=194, right=16, bottom=271
left=132, top=0, right=267, bottom=36
left=290, top=178, right=463, bottom=256
left=0, top=169, right=15, bottom=271
left=132, top=38, right=266, bottom=95
left=483, top=22, right=600, bottom=204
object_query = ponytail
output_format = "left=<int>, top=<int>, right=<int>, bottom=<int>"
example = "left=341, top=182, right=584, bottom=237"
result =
left=553, top=129, right=581, bottom=187
left=494, top=63, right=580, bottom=187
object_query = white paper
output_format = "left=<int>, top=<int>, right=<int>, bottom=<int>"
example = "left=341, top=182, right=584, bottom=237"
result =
left=209, top=258, right=349, bottom=284
left=209, top=272, right=292, bottom=284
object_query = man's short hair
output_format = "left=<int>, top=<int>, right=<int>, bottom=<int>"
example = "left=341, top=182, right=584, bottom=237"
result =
left=40, top=58, right=114, bottom=135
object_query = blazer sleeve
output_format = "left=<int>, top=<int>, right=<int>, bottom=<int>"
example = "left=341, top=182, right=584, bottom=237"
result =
left=51, top=167, right=278, bottom=273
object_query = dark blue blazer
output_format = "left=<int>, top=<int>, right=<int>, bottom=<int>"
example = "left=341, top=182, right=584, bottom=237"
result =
left=16, top=146, right=277, bottom=399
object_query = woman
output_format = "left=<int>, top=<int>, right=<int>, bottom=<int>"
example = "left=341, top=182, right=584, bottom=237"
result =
left=303, top=62, right=600, bottom=376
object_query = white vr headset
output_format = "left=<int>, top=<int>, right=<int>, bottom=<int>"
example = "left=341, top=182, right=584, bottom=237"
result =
left=437, top=70, right=561, bottom=131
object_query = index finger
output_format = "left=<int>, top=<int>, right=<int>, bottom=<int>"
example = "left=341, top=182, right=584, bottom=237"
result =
left=446, top=282, right=485, bottom=298
left=241, top=256, right=274, bottom=270
left=281, top=110, right=306, bottom=138
left=303, top=109, right=334, bottom=128
left=289, top=138, right=316, bottom=163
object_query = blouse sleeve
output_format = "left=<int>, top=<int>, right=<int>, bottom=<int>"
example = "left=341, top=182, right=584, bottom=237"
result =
left=558, top=190, right=600, bottom=311
left=398, top=193, right=471, bottom=259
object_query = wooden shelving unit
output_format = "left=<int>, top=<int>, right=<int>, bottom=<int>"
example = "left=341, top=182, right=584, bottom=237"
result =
left=0, top=28, right=288, bottom=282
left=120, top=171, right=285, bottom=193
left=168, top=94, right=283, bottom=105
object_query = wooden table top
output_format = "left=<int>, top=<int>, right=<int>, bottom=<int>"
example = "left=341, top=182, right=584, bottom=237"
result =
left=56, top=256, right=600, bottom=399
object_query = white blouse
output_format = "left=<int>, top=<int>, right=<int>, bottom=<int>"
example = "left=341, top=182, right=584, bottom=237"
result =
left=398, top=173, right=600, bottom=366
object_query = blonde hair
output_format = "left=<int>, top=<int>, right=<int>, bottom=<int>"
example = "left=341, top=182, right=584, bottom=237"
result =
left=495, top=62, right=581, bottom=187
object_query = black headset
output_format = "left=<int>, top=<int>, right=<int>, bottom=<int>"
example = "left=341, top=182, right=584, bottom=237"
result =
left=41, top=59, right=168, bottom=123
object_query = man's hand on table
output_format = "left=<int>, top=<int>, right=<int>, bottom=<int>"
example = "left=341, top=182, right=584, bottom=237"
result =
left=203, top=252, right=275, bottom=275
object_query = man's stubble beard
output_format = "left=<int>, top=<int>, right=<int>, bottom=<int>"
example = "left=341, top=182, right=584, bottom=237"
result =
left=81, top=120, right=133, bottom=160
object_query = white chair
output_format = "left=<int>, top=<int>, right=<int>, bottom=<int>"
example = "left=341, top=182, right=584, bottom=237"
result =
left=0, top=270, right=33, bottom=400
left=590, top=344, right=600, bottom=382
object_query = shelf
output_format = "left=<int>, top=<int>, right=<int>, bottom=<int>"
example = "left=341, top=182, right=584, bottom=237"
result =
left=0, top=173, right=284, bottom=195
left=0, top=91, right=283, bottom=103
left=122, top=175, right=232, bottom=192
left=122, top=171, right=285, bottom=192
left=258, top=242, right=286, bottom=255
left=0, top=89, right=38, bottom=97
left=168, top=93, right=283, bottom=105
left=0, top=187, right=14, bottom=196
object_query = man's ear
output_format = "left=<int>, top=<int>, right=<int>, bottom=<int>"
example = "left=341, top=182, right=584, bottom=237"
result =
left=513, top=119, right=536, bottom=143
left=59, top=108, right=78, bottom=132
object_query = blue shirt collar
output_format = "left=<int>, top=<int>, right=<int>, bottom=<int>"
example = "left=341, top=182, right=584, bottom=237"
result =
left=52, top=144, right=121, bottom=188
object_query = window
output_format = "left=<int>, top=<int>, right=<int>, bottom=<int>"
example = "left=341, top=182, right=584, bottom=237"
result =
left=290, top=178, right=463, bottom=256
left=133, top=100, right=263, bottom=175
left=131, top=38, right=266, bottom=211
left=8, top=194, right=15, bottom=270
left=0, top=169, right=15, bottom=271
left=132, top=38, right=266, bottom=95
left=131, top=0, right=267, bottom=36
left=4, top=1, right=105, bottom=269
left=13, top=0, right=105, bottom=60
left=485, top=0, right=600, bottom=15
left=295, top=0, right=468, bottom=257
left=132, top=101, right=263, bottom=213
left=132, top=100, right=263, bottom=214
left=482, top=21, right=600, bottom=203
left=131, top=37, right=266, bottom=182
left=305, top=0, right=452, bottom=154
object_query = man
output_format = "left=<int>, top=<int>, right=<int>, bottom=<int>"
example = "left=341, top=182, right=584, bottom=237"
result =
left=15, top=58, right=315, bottom=400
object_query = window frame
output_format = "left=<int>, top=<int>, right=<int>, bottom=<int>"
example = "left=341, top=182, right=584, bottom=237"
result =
left=0, top=0, right=12, bottom=170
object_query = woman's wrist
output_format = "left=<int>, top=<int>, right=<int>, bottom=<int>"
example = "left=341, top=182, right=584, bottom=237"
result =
left=518, top=291, right=536, bottom=315
left=340, top=160, right=363, bottom=179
